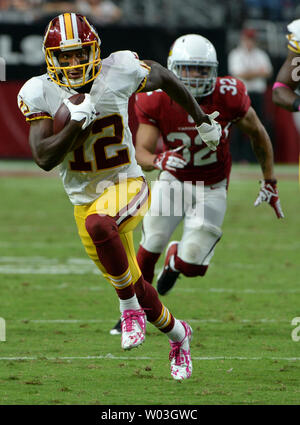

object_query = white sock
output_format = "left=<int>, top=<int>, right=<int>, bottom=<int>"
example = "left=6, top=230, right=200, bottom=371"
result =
left=119, top=295, right=141, bottom=313
left=166, top=319, right=186, bottom=342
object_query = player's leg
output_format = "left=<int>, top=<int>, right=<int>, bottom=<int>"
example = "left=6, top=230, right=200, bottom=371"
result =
left=119, top=211, right=192, bottom=380
left=74, top=177, right=150, bottom=349
left=74, top=177, right=193, bottom=379
left=133, top=274, right=192, bottom=380
left=157, top=179, right=227, bottom=294
left=137, top=171, right=183, bottom=283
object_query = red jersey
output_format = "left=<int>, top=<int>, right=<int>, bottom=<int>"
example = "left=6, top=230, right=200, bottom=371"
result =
left=134, top=76, right=251, bottom=185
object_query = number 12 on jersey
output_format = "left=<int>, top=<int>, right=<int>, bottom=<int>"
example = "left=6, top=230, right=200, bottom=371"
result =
left=69, top=114, right=130, bottom=172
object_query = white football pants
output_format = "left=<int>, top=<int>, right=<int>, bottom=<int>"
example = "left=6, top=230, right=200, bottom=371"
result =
left=140, top=171, right=227, bottom=266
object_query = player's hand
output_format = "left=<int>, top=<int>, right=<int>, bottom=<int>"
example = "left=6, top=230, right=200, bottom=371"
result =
left=254, top=180, right=284, bottom=219
left=153, top=146, right=187, bottom=172
left=196, top=111, right=222, bottom=151
left=64, top=94, right=97, bottom=130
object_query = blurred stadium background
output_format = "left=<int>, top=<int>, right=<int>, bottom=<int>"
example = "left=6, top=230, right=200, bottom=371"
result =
left=0, top=0, right=299, bottom=163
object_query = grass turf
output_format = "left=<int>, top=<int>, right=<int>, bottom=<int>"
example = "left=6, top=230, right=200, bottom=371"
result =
left=0, top=162, right=299, bottom=405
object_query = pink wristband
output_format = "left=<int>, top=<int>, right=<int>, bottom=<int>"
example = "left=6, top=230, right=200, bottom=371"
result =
left=272, top=81, right=290, bottom=90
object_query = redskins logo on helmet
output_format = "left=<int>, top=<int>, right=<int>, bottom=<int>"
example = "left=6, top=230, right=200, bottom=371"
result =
left=168, top=34, right=218, bottom=98
left=43, top=13, right=101, bottom=88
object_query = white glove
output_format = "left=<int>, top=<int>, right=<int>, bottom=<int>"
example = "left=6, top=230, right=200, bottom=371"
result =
left=254, top=180, right=284, bottom=219
left=196, top=111, right=222, bottom=151
left=153, top=145, right=187, bottom=171
left=64, top=94, right=97, bottom=130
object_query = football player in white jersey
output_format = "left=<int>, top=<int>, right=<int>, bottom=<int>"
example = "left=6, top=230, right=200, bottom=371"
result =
left=272, top=19, right=300, bottom=112
left=17, top=13, right=222, bottom=381
left=110, top=34, right=284, bottom=333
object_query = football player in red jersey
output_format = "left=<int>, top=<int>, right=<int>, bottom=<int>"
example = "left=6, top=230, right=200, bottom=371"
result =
left=18, top=15, right=225, bottom=381
left=110, top=33, right=283, bottom=336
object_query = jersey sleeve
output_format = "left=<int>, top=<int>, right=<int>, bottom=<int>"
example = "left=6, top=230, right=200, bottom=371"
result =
left=134, top=91, right=162, bottom=127
left=17, top=77, right=52, bottom=122
left=110, top=50, right=151, bottom=97
left=217, top=77, right=251, bottom=122
left=287, top=19, right=300, bottom=53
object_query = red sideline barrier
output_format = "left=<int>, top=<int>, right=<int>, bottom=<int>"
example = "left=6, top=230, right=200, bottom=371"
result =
left=0, top=81, right=299, bottom=162
left=0, top=81, right=31, bottom=158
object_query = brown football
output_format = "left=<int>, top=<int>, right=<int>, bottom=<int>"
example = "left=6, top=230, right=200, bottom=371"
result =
left=53, top=93, right=91, bottom=150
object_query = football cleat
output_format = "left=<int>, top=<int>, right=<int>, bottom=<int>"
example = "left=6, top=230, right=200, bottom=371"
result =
left=110, top=318, right=122, bottom=336
left=169, top=321, right=193, bottom=381
left=156, top=241, right=180, bottom=295
left=121, top=309, right=146, bottom=350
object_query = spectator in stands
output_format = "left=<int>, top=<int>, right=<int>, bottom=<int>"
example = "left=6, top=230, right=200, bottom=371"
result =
left=0, top=0, right=43, bottom=23
left=76, top=0, right=122, bottom=24
left=42, top=0, right=75, bottom=15
left=228, top=28, right=273, bottom=162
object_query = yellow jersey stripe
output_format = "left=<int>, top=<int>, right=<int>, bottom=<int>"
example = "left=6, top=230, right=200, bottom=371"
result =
left=26, top=116, right=52, bottom=122
left=136, top=76, right=148, bottom=93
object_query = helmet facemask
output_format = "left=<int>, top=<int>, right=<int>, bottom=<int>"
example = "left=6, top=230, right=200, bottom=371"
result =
left=170, top=60, right=218, bottom=98
left=44, top=40, right=101, bottom=88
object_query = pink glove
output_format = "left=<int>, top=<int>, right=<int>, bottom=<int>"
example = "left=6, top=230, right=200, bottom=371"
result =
left=254, top=180, right=284, bottom=219
left=153, top=146, right=187, bottom=172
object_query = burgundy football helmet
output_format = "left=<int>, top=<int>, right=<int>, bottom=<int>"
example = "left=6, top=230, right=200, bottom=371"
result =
left=43, top=13, right=101, bottom=88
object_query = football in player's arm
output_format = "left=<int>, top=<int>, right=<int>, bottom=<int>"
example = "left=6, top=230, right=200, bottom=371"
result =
left=131, top=34, right=284, bottom=300
left=272, top=19, right=300, bottom=111
left=17, top=13, right=226, bottom=382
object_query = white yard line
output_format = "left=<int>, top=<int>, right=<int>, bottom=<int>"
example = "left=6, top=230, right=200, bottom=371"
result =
left=177, top=288, right=300, bottom=294
left=22, top=285, right=300, bottom=294
left=0, top=256, right=298, bottom=275
left=0, top=256, right=99, bottom=275
left=0, top=354, right=299, bottom=361
left=15, top=318, right=292, bottom=324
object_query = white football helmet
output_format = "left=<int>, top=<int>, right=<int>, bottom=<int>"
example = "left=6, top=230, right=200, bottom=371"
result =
left=167, top=34, right=218, bottom=98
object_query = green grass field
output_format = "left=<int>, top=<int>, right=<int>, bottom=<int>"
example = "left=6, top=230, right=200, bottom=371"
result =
left=0, top=161, right=299, bottom=405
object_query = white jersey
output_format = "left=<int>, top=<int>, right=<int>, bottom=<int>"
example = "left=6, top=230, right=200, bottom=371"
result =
left=18, top=50, right=150, bottom=205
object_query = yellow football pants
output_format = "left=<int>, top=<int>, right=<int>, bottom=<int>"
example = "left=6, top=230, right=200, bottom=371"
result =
left=74, top=177, right=150, bottom=285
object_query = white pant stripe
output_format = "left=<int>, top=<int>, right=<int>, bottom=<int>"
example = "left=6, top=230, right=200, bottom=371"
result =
left=109, top=270, right=131, bottom=283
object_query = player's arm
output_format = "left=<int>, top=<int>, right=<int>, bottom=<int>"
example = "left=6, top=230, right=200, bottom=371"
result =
left=135, top=123, right=187, bottom=172
left=236, top=106, right=275, bottom=180
left=135, top=124, right=160, bottom=171
left=28, top=95, right=96, bottom=171
left=28, top=118, right=84, bottom=171
left=236, top=106, right=284, bottom=218
left=272, top=49, right=300, bottom=111
left=140, top=60, right=207, bottom=126
left=140, top=60, right=222, bottom=151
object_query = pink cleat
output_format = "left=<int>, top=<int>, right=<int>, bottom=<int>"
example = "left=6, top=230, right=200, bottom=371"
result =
left=121, top=309, right=146, bottom=350
left=169, top=321, right=193, bottom=381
